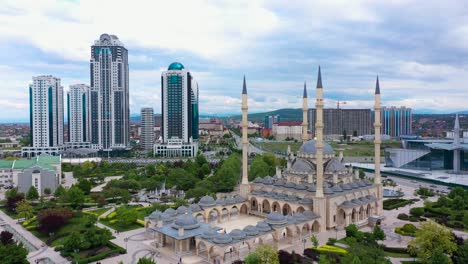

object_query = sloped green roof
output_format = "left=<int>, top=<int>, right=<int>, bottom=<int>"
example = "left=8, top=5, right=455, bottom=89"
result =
left=0, top=160, right=14, bottom=169
left=37, top=154, right=60, bottom=164
left=11, top=154, right=59, bottom=171
left=13, top=159, right=36, bottom=169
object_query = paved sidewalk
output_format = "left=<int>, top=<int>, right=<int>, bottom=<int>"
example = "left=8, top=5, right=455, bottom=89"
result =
left=0, top=209, right=69, bottom=264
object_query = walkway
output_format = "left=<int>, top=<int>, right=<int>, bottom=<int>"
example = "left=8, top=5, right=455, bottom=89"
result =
left=0, top=209, right=68, bottom=264
left=90, top=176, right=123, bottom=192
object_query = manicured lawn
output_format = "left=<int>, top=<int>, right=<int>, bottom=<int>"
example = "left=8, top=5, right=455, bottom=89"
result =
left=383, top=198, right=419, bottom=210
left=256, top=142, right=302, bottom=153
left=30, top=212, right=92, bottom=244
left=98, top=221, right=142, bottom=232
left=0, top=207, right=20, bottom=219
left=87, top=207, right=111, bottom=216
left=384, top=251, right=412, bottom=258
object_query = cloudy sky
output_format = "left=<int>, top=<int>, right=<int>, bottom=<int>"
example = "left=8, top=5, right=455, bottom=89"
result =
left=1, top=0, right=468, bottom=122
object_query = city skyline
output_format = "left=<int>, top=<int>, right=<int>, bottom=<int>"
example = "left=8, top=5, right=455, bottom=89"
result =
left=2, top=1, right=468, bottom=122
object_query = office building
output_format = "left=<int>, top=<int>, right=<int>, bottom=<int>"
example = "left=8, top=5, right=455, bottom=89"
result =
left=66, top=84, right=91, bottom=149
left=309, top=109, right=371, bottom=139
left=272, top=122, right=303, bottom=141
left=22, top=75, right=64, bottom=157
left=90, top=33, right=130, bottom=151
left=264, top=115, right=280, bottom=129
left=381, top=106, right=412, bottom=137
left=141, top=107, right=155, bottom=151
left=154, top=62, right=199, bottom=157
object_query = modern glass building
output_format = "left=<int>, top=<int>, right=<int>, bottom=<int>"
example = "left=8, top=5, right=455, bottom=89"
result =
left=90, top=33, right=129, bottom=151
left=67, top=84, right=90, bottom=145
left=22, top=75, right=64, bottom=157
left=381, top=106, right=412, bottom=138
left=155, top=62, right=199, bottom=157
left=140, top=107, right=154, bottom=151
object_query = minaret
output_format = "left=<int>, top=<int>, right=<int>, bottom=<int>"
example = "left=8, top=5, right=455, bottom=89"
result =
left=453, top=114, right=461, bottom=173
left=374, top=76, right=383, bottom=215
left=302, top=82, right=309, bottom=142
left=315, top=67, right=324, bottom=198
left=240, top=76, right=250, bottom=196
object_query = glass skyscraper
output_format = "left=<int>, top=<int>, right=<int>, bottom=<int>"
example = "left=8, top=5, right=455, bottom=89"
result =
left=161, top=62, right=199, bottom=143
left=90, top=34, right=129, bottom=150
left=381, top=106, right=412, bottom=137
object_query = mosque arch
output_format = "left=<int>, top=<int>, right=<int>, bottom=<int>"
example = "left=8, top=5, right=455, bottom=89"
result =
left=282, top=203, right=292, bottom=216
left=367, top=204, right=372, bottom=216
left=231, top=206, right=239, bottom=218
left=145, top=221, right=151, bottom=228
left=359, top=206, right=365, bottom=220
left=221, top=208, right=229, bottom=221
left=208, top=208, right=220, bottom=223
left=301, top=223, right=310, bottom=236
left=351, top=208, right=358, bottom=223
left=197, top=241, right=210, bottom=259
left=250, top=197, right=259, bottom=211
left=262, top=200, right=271, bottom=214
left=195, top=213, right=204, bottom=222
left=312, top=221, right=320, bottom=232
left=297, top=206, right=305, bottom=213
left=337, top=208, right=346, bottom=226
left=272, top=201, right=281, bottom=213
left=240, top=204, right=248, bottom=214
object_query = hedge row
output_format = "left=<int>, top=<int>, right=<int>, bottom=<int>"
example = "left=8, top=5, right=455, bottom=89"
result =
left=383, top=199, right=419, bottom=210
left=316, top=245, right=347, bottom=255
left=69, top=241, right=126, bottom=264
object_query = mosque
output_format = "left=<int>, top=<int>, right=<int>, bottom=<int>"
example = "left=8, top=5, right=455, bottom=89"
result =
left=145, top=68, right=384, bottom=263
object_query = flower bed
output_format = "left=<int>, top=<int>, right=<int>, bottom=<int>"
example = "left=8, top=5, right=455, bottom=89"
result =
left=316, top=245, right=347, bottom=255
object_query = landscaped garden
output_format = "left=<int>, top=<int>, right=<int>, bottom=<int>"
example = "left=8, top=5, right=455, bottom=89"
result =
left=383, top=198, right=419, bottom=210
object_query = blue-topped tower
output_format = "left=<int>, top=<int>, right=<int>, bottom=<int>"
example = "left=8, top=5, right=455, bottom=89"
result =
left=154, top=62, right=199, bottom=157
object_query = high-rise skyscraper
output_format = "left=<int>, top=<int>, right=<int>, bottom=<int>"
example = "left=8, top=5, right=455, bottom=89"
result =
left=140, top=107, right=154, bottom=151
left=22, top=75, right=64, bottom=157
left=154, top=62, right=199, bottom=157
left=381, top=106, right=412, bottom=137
left=67, top=84, right=90, bottom=145
left=309, top=109, right=371, bottom=138
left=90, top=33, right=129, bottom=150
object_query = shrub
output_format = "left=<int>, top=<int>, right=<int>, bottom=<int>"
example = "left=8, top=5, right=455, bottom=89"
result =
left=25, top=225, right=38, bottom=230
left=383, top=198, right=419, bottom=210
left=21, top=216, right=37, bottom=227
left=383, top=246, right=409, bottom=254
left=409, top=216, right=420, bottom=222
left=136, top=219, right=145, bottom=227
left=410, top=207, right=425, bottom=218
left=327, top=238, right=337, bottom=245
left=397, top=213, right=410, bottom=220
left=395, top=224, right=418, bottom=236
left=107, top=212, right=117, bottom=219
left=37, top=207, right=73, bottom=234
left=303, top=248, right=319, bottom=260
left=316, top=245, right=347, bottom=255
left=109, top=219, right=118, bottom=224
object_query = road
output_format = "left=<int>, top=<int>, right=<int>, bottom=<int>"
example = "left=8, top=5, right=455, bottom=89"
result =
left=230, top=130, right=264, bottom=155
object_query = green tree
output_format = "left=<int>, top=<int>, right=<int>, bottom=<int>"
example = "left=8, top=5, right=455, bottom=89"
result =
left=117, top=207, right=137, bottom=227
left=253, top=244, right=279, bottom=264
left=63, top=186, right=85, bottom=208
left=0, top=241, right=28, bottom=264
left=372, top=225, right=386, bottom=241
left=16, top=200, right=33, bottom=219
left=77, top=179, right=92, bottom=194
left=26, top=186, right=39, bottom=200
left=81, top=160, right=94, bottom=175
left=408, top=221, right=457, bottom=262
left=341, top=242, right=390, bottom=264
left=245, top=252, right=261, bottom=264
left=311, top=234, right=319, bottom=248
left=249, top=156, right=270, bottom=181
left=63, top=232, right=83, bottom=252
left=454, top=243, right=468, bottom=264
left=44, top=188, right=51, bottom=195
left=54, top=185, right=66, bottom=198
left=137, top=257, right=157, bottom=264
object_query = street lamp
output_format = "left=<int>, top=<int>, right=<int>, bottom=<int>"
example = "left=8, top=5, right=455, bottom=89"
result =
left=302, top=238, right=307, bottom=251
left=334, top=227, right=338, bottom=239
left=124, top=237, right=129, bottom=252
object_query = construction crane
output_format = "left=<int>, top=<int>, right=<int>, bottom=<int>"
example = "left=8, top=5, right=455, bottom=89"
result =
left=337, top=101, right=347, bottom=109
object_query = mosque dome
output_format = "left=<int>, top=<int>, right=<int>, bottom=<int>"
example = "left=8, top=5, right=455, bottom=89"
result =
left=303, top=210, right=319, bottom=219
left=213, top=233, right=233, bottom=244
left=298, top=198, right=313, bottom=205
left=266, top=212, right=287, bottom=225
left=331, top=185, right=343, bottom=192
left=323, top=187, right=334, bottom=195
left=341, top=183, right=352, bottom=190
left=291, top=158, right=315, bottom=172
left=253, top=177, right=264, bottom=183
left=162, top=213, right=175, bottom=224
left=307, top=184, right=316, bottom=192
left=294, top=184, right=307, bottom=190
left=201, top=229, right=218, bottom=239
left=230, top=229, right=247, bottom=240
left=216, top=199, right=226, bottom=206
left=148, top=210, right=162, bottom=220
left=177, top=206, right=188, bottom=215
left=168, top=62, right=184, bottom=70
left=243, top=225, right=260, bottom=236
left=172, top=214, right=200, bottom=230
left=325, top=159, right=346, bottom=172
left=286, top=215, right=297, bottom=224
left=164, top=208, right=177, bottom=217
left=235, top=196, right=246, bottom=203
left=298, top=140, right=335, bottom=155
left=350, top=182, right=360, bottom=189
left=199, top=196, right=216, bottom=207
left=292, top=212, right=308, bottom=222
left=190, top=204, right=203, bottom=212
left=357, top=181, right=367, bottom=187
left=284, top=182, right=296, bottom=189
left=274, top=179, right=286, bottom=187
left=225, top=197, right=237, bottom=205
left=256, top=221, right=272, bottom=232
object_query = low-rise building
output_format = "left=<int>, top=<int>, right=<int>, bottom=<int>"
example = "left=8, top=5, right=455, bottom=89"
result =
left=272, top=122, right=303, bottom=141
left=0, top=154, right=61, bottom=194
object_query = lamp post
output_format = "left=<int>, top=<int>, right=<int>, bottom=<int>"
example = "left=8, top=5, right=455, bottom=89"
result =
left=124, top=237, right=129, bottom=252
left=302, top=238, right=307, bottom=251
left=334, top=227, right=338, bottom=240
